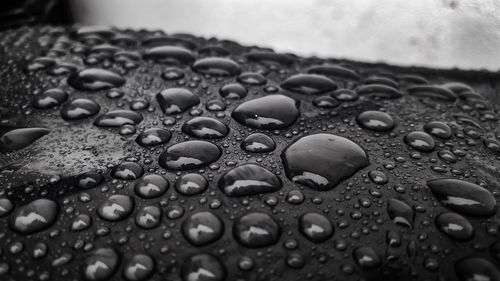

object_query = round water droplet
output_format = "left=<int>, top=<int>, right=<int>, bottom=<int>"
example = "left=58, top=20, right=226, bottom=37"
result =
left=83, top=248, right=120, bottom=281
left=312, top=96, right=339, bottom=108
left=94, top=110, right=143, bottom=127
left=10, top=199, right=59, bottom=235
left=0, top=128, right=50, bottom=152
left=368, top=170, right=388, bottom=185
left=455, top=257, right=500, bottom=281
left=156, top=88, right=200, bottom=115
left=281, top=74, right=337, bottom=95
left=0, top=198, right=13, bottom=217
left=61, top=98, right=100, bottom=120
left=175, top=173, right=208, bottom=196
left=76, top=171, right=104, bottom=189
left=352, top=246, right=381, bottom=270
left=32, top=88, right=68, bottom=109
left=111, top=162, right=144, bottom=180
left=331, top=89, right=359, bottom=101
left=161, top=67, right=185, bottom=80
left=356, top=111, right=395, bottom=132
left=181, top=254, right=226, bottom=281
left=135, top=128, right=172, bottom=146
left=282, top=133, right=369, bottom=190
left=71, top=214, right=92, bottom=231
left=237, top=72, right=267, bottom=85
left=97, top=195, right=134, bottom=221
left=135, top=206, right=162, bottom=229
left=424, top=121, right=452, bottom=139
left=123, top=254, right=155, bottom=281
left=143, top=46, right=195, bottom=64
left=67, top=68, right=126, bottom=91
left=404, top=131, right=435, bottom=152
left=219, top=83, right=247, bottom=99
left=299, top=212, right=334, bottom=243
left=159, top=140, right=222, bottom=171
left=182, top=211, right=224, bottom=246
left=182, top=117, right=229, bottom=139
left=218, top=164, right=281, bottom=197
left=387, top=198, right=414, bottom=229
left=435, top=212, right=474, bottom=241
left=134, top=174, right=169, bottom=199
left=241, top=133, right=276, bottom=153
left=233, top=212, right=281, bottom=248
left=427, top=179, right=497, bottom=216
left=192, top=57, right=241, bottom=76
left=232, top=94, right=300, bottom=130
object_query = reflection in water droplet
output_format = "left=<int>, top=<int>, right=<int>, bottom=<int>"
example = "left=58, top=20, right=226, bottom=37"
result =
left=356, top=111, right=395, bottom=132
left=67, top=68, right=126, bottom=91
left=135, top=128, right=172, bottom=146
left=455, top=257, right=500, bottom=281
left=111, top=162, right=144, bottom=180
left=387, top=198, right=414, bottom=228
left=281, top=74, right=337, bottom=95
left=218, top=164, right=281, bottom=197
left=83, top=248, right=120, bottom=281
left=123, top=254, right=155, bottom=281
left=156, top=88, right=200, bottom=115
left=181, top=254, right=226, bottom=281
left=135, top=206, right=162, bottom=229
left=219, top=83, right=247, bottom=99
left=10, top=199, right=59, bottom=235
left=61, top=98, right=100, bottom=120
left=143, top=46, right=195, bottom=64
left=233, top=212, right=281, bottom=248
left=175, top=173, right=208, bottom=196
left=299, top=212, right=334, bottom=243
left=192, top=57, right=241, bottom=76
left=97, top=195, right=134, bottom=221
left=241, top=133, right=276, bottom=153
left=159, top=141, right=222, bottom=171
left=352, top=246, right=381, bottom=270
left=0, top=128, right=50, bottom=152
left=182, top=117, right=229, bottom=139
left=404, top=131, right=435, bottom=152
left=182, top=211, right=224, bottom=246
left=282, top=133, right=369, bottom=190
left=76, top=171, right=104, bottom=189
left=94, top=110, right=143, bottom=127
left=32, top=88, right=68, bottom=109
left=134, top=174, right=169, bottom=199
left=435, top=212, right=474, bottom=241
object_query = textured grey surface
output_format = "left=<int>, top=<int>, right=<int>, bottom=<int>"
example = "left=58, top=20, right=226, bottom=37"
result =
left=70, top=0, right=500, bottom=71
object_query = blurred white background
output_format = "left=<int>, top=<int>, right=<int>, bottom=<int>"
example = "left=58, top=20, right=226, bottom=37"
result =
left=70, top=0, right=500, bottom=71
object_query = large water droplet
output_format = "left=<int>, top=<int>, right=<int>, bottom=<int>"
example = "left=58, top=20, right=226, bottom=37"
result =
left=281, top=74, right=337, bottom=95
left=424, top=121, right=452, bottom=139
left=0, top=198, right=14, bottom=217
left=219, top=83, right=247, bottom=99
left=32, top=88, right=68, bottom=109
left=427, top=179, right=497, bottom=216
left=241, top=133, right=276, bottom=153
left=307, top=64, right=359, bottom=80
left=159, top=140, right=222, bottom=171
left=83, top=248, right=120, bottom=281
left=404, top=131, right=435, bottom=152
left=94, top=110, right=143, bottom=127
left=352, top=246, right=381, bottom=270
left=134, top=174, right=169, bottom=199
left=233, top=212, right=281, bottom=248
left=407, top=85, right=456, bottom=101
left=182, top=211, right=224, bottom=246
left=10, top=199, right=59, bottom=235
left=356, top=111, right=395, bottom=132
left=192, top=57, right=241, bottom=76
left=135, top=128, right=172, bottom=146
left=76, top=171, right=104, bottom=189
left=61, top=98, right=100, bottom=120
left=0, top=128, right=50, bottom=152
left=156, top=88, right=200, bottom=115
left=218, top=164, right=281, bottom=197
left=282, top=133, right=369, bottom=190
left=97, top=195, right=134, bottom=221
left=455, top=257, right=500, bottom=281
left=135, top=206, right=162, bottom=229
left=67, top=68, right=126, bottom=91
left=182, top=117, right=229, bottom=139
left=357, top=84, right=402, bottom=99
left=111, top=162, right=144, bottom=180
left=175, top=173, right=208, bottom=196
left=123, top=254, right=155, bottom=281
left=298, top=212, right=334, bottom=243
left=387, top=198, right=414, bottom=228
left=181, top=254, right=226, bottom=281
left=435, top=212, right=474, bottom=241
left=143, top=46, right=195, bottom=64
left=232, top=94, right=300, bottom=130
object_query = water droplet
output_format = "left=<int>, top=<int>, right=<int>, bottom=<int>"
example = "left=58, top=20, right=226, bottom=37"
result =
left=424, top=121, right=452, bottom=139
left=237, top=72, right=267, bottom=85
left=298, top=212, right=334, bottom=243
left=123, top=254, right=155, bottom=281
left=159, top=141, right=222, bottom=171
left=356, top=111, right=395, bottom=132
left=245, top=51, right=294, bottom=65
left=181, top=254, right=226, bottom=281
left=241, top=133, right=276, bottom=153
left=357, top=84, right=402, bottom=99
left=368, top=170, right=388, bottom=185
left=83, top=248, right=120, bottom=281
left=135, top=128, right=172, bottom=146
left=233, top=212, right=281, bottom=248
left=143, top=46, right=195, bottom=64
left=0, top=198, right=13, bottom=217
left=182, top=117, right=229, bottom=139
left=282, top=133, right=369, bottom=190
left=134, top=174, right=169, bottom=199
left=455, top=257, right=500, bottom=281
left=387, top=198, right=414, bottom=228
left=111, top=162, right=144, bottom=180
left=427, top=179, right=497, bottom=216
left=312, top=96, right=339, bottom=108
left=67, top=68, right=126, bottom=91
left=435, top=212, right=474, bottom=241
left=182, top=211, right=224, bottom=246
left=0, top=128, right=50, bottom=152
left=218, top=164, right=281, bottom=197
left=97, top=195, right=134, bottom=221
left=94, top=110, right=143, bottom=127
left=281, top=74, right=337, bottom=95
left=331, top=89, right=359, bottom=101
left=175, top=173, right=208, bottom=196
left=407, top=85, right=456, bottom=101
left=232, top=94, right=300, bottom=130
left=156, top=88, right=200, bottom=115
left=307, top=64, right=359, bottom=80
left=219, top=83, right=247, bottom=99
left=135, top=206, right=162, bottom=229
left=71, top=214, right=92, bottom=231
left=61, top=98, right=100, bottom=120
left=10, top=199, right=59, bottom=235
left=76, top=171, right=104, bottom=189
left=161, top=67, right=185, bottom=80
left=352, top=246, right=381, bottom=270
left=192, top=57, right=241, bottom=76
left=32, top=88, right=68, bottom=109
left=404, top=131, right=435, bottom=152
